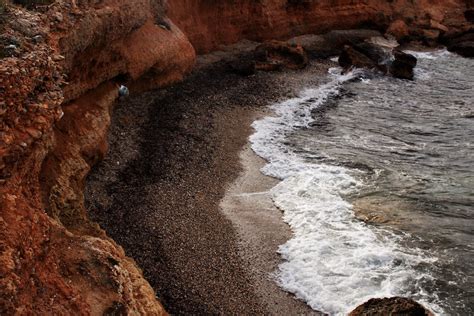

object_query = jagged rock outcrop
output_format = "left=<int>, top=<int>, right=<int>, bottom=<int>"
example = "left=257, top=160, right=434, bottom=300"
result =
left=339, top=42, right=391, bottom=73
left=349, top=297, right=434, bottom=316
left=338, top=42, right=417, bottom=80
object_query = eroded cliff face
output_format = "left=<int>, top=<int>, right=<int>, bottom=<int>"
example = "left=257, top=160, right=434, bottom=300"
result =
left=169, top=0, right=470, bottom=53
left=0, top=0, right=194, bottom=314
left=0, top=0, right=471, bottom=314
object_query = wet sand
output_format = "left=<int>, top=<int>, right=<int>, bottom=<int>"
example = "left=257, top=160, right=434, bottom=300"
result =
left=221, top=144, right=322, bottom=315
left=85, top=45, right=332, bottom=315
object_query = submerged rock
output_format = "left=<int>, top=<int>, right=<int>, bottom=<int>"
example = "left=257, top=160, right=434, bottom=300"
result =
left=349, top=297, right=434, bottom=316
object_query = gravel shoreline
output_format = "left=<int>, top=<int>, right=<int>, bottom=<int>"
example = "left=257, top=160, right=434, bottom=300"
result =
left=85, top=46, right=334, bottom=314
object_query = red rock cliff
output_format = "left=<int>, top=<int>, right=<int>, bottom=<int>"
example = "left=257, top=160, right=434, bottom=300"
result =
left=0, top=0, right=194, bottom=314
left=168, top=0, right=470, bottom=53
left=0, top=0, right=471, bottom=314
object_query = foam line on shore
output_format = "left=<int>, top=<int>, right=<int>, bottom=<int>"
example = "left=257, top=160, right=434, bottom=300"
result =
left=249, top=68, right=444, bottom=315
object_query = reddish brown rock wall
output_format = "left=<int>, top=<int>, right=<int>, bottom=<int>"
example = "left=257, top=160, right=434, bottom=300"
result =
left=168, top=0, right=470, bottom=53
left=1, top=0, right=194, bottom=314
left=0, top=0, right=471, bottom=314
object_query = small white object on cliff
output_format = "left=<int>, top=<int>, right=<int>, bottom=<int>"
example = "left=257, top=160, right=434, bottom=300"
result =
left=118, top=85, right=129, bottom=97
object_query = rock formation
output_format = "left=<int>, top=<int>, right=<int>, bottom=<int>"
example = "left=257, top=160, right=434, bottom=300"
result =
left=442, top=30, right=474, bottom=57
left=289, top=29, right=384, bottom=58
left=338, top=42, right=417, bottom=80
left=0, top=0, right=193, bottom=314
left=0, top=0, right=472, bottom=314
left=338, top=42, right=391, bottom=73
left=228, top=40, right=308, bottom=75
left=168, top=0, right=470, bottom=53
left=349, top=297, right=434, bottom=316
left=390, top=50, right=418, bottom=80
left=255, top=40, right=308, bottom=71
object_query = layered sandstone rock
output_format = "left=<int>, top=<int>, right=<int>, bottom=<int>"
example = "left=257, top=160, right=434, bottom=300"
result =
left=169, top=0, right=470, bottom=53
left=0, top=0, right=194, bottom=314
left=386, top=19, right=410, bottom=40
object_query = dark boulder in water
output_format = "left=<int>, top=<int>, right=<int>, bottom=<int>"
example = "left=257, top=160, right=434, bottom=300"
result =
left=338, top=42, right=417, bottom=80
left=450, top=41, right=474, bottom=57
left=390, top=50, right=417, bottom=80
left=441, top=31, right=474, bottom=58
left=355, top=42, right=392, bottom=65
left=339, top=42, right=391, bottom=73
left=349, top=297, right=434, bottom=316
left=339, top=44, right=379, bottom=70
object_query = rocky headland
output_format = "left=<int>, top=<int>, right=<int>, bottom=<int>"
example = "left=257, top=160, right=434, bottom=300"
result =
left=0, top=0, right=472, bottom=314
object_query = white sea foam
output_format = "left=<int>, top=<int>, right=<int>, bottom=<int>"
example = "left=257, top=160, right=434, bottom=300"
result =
left=250, top=69, right=444, bottom=315
left=414, top=67, right=433, bottom=81
left=404, top=49, right=452, bottom=60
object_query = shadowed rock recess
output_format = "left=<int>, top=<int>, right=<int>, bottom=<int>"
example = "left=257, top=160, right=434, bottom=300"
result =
left=0, top=0, right=472, bottom=314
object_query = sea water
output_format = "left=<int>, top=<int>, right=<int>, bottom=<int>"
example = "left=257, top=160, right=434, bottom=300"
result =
left=250, top=50, right=473, bottom=315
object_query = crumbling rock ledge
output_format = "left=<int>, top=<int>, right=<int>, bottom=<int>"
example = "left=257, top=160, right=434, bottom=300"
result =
left=1, top=0, right=193, bottom=313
